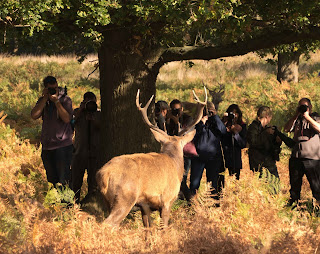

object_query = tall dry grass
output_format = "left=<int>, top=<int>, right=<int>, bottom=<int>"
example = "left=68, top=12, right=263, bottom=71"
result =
left=1, top=52, right=320, bottom=253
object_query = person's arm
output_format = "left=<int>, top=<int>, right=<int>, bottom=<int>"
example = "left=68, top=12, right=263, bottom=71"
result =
left=233, top=124, right=247, bottom=148
left=304, top=112, right=320, bottom=133
left=55, top=100, right=71, bottom=123
left=31, top=88, right=50, bottom=120
left=213, top=115, right=227, bottom=135
left=31, top=96, right=47, bottom=120
left=284, top=112, right=299, bottom=132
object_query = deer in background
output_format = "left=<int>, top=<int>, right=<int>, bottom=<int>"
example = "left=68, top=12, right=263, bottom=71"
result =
left=96, top=88, right=207, bottom=227
left=182, top=83, right=225, bottom=117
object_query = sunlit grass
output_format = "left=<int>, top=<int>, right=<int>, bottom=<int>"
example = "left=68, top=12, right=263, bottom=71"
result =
left=1, top=52, right=320, bottom=253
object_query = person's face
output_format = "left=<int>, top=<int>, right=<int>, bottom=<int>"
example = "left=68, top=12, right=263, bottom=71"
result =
left=266, top=115, right=272, bottom=125
left=46, top=82, right=58, bottom=89
left=299, top=99, right=312, bottom=113
left=232, top=109, right=239, bottom=122
left=161, top=109, right=167, bottom=117
left=171, top=103, right=183, bottom=116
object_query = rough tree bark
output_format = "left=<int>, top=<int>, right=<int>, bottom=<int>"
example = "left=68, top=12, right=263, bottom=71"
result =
left=277, top=51, right=301, bottom=83
left=98, top=30, right=164, bottom=164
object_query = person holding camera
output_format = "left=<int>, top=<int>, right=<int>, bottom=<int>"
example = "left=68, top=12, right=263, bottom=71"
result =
left=284, top=98, right=320, bottom=207
left=190, top=102, right=227, bottom=198
left=71, top=92, right=101, bottom=203
left=221, top=104, right=247, bottom=180
left=155, top=100, right=169, bottom=132
left=166, top=99, right=193, bottom=200
left=247, top=106, right=282, bottom=178
left=31, top=76, right=73, bottom=186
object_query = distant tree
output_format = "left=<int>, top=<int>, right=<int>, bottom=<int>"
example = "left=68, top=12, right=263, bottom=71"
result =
left=2, top=1, right=320, bottom=162
left=259, top=41, right=320, bottom=83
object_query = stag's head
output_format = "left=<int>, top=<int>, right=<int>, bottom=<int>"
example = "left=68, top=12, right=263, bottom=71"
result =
left=136, top=88, right=207, bottom=155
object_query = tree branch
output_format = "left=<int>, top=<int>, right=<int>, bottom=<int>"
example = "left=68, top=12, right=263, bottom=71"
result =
left=159, top=26, right=320, bottom=64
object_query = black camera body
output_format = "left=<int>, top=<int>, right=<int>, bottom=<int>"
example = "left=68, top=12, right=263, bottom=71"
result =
left=48, top=87, right=57, bottom=95
left=226, top=112, right=235, bottom=126
left=171, top=108, right=181, bottom=117
left=298, top=104, right=308, bottom=114
left=85, top=100, right=98, bottom=113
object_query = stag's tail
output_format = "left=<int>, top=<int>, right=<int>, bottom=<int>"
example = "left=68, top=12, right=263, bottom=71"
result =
left=96, top=168, right=111, bottom=196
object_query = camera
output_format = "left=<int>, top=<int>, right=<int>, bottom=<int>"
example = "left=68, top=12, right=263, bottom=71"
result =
left=298, top=104, right=308, bottom=114
left=226, top=112, right=235, bottom=126
left=203, top=106, right=213, bottom=117
left=48, top=87, right=57, bottom=95
left=85, top=100, right=98, bottom=113
left=171, top=108, right=181, bottom=117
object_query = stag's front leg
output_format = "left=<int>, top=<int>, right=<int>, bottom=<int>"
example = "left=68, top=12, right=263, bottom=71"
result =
left=159, top=204, right=171, bottom=228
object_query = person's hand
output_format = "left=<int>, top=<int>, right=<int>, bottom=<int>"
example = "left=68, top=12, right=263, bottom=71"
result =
left=167, top=111, right=180, bottom=124
left=302, top=110, right=311, bottom=120
left=79, top=101, right=86, bottom=112
left=201, top=115, right=208, bottom=124
left=266, top=127, right=275, bottom=135
left=42, top=88, right=49, bottom=100
left=231, top=124, right=242, bottom=134
left=276, top=136, right=282, bottom=144
left=48, top=87, right=59, bottom=103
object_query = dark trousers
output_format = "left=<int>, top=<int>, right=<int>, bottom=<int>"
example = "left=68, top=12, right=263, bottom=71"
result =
left=41, top=145, right=73, bottom=186
left=228, top=168, right=240, bottom=180
left=249, top=156, right=279, bottom=178
left=71, top=154, right=100, bottom=203
left=180, top=157, right=192, bottom=200
left=289, top=158, right=320, bottom=202
left=190, top=156, right=223, bottom=196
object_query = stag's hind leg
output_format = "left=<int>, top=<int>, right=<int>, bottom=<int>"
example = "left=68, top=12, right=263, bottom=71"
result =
left=105, top=195, right=136, bottom=227
left=140, top=204, right=152, bottom=227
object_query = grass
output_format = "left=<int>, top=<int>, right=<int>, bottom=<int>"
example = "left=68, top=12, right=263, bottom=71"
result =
left=1, top=52, right=320, bottom=253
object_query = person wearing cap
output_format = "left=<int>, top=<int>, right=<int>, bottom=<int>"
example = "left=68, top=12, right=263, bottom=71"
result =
left=190, top=102, right=227, bottom=199
left=31, top=76, right=73, bottom=187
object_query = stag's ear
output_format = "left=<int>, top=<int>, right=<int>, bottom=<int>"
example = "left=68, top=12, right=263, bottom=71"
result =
left=181, top=129, right=196, bottom=146
left=150, top=128, right=169, bottom=144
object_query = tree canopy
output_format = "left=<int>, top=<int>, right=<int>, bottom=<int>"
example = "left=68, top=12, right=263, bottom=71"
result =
left=1, top=0, right=320, bottom=59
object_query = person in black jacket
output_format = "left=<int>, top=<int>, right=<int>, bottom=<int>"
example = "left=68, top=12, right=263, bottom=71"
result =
left=221, top=104, right=247, bottom=180
left=190, top=102, right=227, bottom=197
left=247, top=106, right=282, bottom=178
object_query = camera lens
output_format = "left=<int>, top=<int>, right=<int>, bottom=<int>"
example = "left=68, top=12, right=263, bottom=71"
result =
left=298, top=104, right=308, bottom=114
left=48, top=87, right=56, bottom=95
left=85, top=100, right=98, bottom=112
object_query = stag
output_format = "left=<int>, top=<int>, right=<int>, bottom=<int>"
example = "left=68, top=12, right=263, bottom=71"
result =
left=96, top=88, right=207, bottom=227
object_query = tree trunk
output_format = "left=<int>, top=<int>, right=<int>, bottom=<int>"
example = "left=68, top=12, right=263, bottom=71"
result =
left=98, top=30, right=163, bottom=164
left=277, top=51, right=301, bottom=83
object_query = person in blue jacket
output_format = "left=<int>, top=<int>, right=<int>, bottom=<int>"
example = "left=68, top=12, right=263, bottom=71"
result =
left=190, top=102, right=227, bottom=198
left=221, top=104, right=247, bottom=180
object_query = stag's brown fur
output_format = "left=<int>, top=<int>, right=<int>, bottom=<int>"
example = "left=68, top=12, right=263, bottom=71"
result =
left=96, top=130, right=195, bottom=227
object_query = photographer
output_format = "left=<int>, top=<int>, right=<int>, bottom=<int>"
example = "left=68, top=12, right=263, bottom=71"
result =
left=31, top=76, right=73, bottom=186
left=71, top=92, right=101, bottom=203
left=155, top=100, right=169, bottom=132
left=166, top=99, right=193, bottom=200
left=284, top=98, right=320, bottom=207
left=190, top=102, right=227, bottom=198
left=247, top=106, right=281, bottom=178
left=221, top=104, right=247, bottom=180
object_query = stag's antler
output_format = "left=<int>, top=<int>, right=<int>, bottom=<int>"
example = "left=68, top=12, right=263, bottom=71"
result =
left=136, top=90, right=168, bottom=136
left=178, top=87, right=207, bottom=136
left=136, top=87, right=207, bottom=137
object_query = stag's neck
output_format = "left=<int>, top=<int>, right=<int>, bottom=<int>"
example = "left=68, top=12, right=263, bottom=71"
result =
left=161, top=145, right=184, bottom=179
